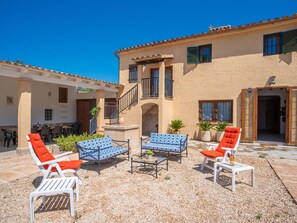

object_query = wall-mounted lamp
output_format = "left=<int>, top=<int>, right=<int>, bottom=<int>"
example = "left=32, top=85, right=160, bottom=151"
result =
left=247, top=87, right=252, bottom=93
left=48, top=91, right=52, bottom=97
left=268, top=76, right=276, bottom=85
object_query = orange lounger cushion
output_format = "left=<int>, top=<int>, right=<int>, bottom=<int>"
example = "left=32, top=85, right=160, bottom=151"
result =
left=200, top=150, right=224, bottom=158
left=51, top=160, right=83, bottom=172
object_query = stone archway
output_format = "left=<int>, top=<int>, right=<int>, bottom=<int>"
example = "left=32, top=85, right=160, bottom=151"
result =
left=141, top=103, right=159, bottom=136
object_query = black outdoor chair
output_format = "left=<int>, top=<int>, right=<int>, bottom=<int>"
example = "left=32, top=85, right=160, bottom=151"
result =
left=31, top=126, right=38, bottom=133
left=40, top=126, right=51, bottom=142
left=72, top=122, right=80, bottom=135
left=52, top=126, right=62, bottom=138
left=2, top=129, right=17, bottom=147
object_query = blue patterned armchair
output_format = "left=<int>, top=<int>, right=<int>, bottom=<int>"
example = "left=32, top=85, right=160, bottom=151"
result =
left=141, top=133, right=188, bottom=163
left=76, top=136, right=130, bottom=174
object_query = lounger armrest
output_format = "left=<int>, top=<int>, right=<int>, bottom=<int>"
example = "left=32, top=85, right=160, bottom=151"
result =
left=221, top=147, right=233, bottom=152
left=39, top=157, right=66, bottom=166
left=54, top=151, right=73, bottom=158
left=206, top=143, right=217, bottom=150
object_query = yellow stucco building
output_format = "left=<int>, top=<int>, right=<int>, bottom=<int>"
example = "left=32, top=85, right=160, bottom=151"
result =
left=115, top=14, right=297, bottom=145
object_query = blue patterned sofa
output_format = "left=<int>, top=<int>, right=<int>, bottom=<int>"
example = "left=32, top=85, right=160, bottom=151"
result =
left=76, top=136, right=130, bottom=174
left=141, top=133, right=188, bottom=163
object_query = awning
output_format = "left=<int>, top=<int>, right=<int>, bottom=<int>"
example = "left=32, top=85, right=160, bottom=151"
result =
left=132, top=54, right=174, bottom=65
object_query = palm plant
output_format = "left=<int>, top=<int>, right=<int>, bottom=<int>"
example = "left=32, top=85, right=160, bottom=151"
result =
left=197, top=121, right=213, bottom=131
left=214, top=121, right=229, bottom=132
left=169, top=119, right=185, bottom=133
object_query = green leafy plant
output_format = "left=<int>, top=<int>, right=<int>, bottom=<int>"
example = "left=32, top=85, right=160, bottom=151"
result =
left=164, top=176, right=171, bottom=180
left=255, top=214, right=262, bottom=220
left=258, top=153, right=267, bottom=159
left=215, top=121, right=229, bottom=132
left=53, top=133, right=104, bottom=152
left=169, top=119, right=185, bottom=133
left=197, top=121, right=213, bottom=131
left=145, top=150, right=154, bottom=156
left=90, top=106, right=101, bottom=118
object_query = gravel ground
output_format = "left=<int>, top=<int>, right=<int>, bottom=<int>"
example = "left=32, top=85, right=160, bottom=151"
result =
left=0, top=147, right=296, bottom=223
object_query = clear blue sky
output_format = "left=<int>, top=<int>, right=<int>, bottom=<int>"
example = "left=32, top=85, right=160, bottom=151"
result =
left=0, top=0, right=296, bottom=83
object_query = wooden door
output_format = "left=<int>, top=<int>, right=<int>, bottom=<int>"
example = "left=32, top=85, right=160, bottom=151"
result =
left=76, top=99, right=96, bottom=134
left=287, top=87, right=297, bottom=145
left=150, top=68, right=159, bottom=96
left=241, top=88, right=258, bottom=142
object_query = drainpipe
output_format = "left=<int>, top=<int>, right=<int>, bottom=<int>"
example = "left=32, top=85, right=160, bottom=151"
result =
left=114, top=52, right=121, bottom=123
left=114, top=52, right=120, bottom=84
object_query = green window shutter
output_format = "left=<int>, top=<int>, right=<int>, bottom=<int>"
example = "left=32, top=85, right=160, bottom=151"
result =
left=282, top=29, right=297, bottom=53
left=187, top=47, right=199, bottom=64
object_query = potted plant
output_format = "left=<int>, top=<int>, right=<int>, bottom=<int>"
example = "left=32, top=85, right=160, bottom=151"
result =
left=90, top=106, right=101, bottom=118
left=197, top=121, right=213, bottom=142
left=215, top=121, right=229, bottom=142
left=145, top=150, right=154, bottom=159
left=169, top=119, right=185, bottom=134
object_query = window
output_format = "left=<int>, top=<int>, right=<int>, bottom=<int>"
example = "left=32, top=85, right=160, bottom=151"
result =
left=199, top=100, right=233, bottom=122
left=129, top=65, right=138, bottom=83
left=199, top=44, right=212, bottom=63
left=282, top=29, right=297, bottom=53
left=264, top=33, right=282, bottom=55
left=45, top=109, right=53, bottom=121
left=187, top=44, right=212, bottom=64
left=59, top=87, right=68, bottom=103
left=187, top=47, right=199, bottom=64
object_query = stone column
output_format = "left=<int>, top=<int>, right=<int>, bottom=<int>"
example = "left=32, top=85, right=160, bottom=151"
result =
left=96, top=90, right=105, bottom=133
left=17, top=78, right=32, bottom=151
left=158, top=61, right=166, bottom=133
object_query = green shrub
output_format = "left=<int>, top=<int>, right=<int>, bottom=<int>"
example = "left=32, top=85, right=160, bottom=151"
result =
left=53, top=133, right=104, bottom=152
left=169, top=119, right=185, bottom=133
left=197, top=121, right=213, bottom=131
left=215, top=121, right=229, bottom=132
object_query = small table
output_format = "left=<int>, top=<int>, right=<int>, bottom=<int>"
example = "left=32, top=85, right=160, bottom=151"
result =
left=29, top=177, right=79, bottom=222
left=214, top=161, right=255, bottom=192
left=131, top=156, right=168, bottom=178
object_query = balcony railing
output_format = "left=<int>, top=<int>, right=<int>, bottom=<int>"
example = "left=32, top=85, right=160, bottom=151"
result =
left=142, top=77, right=159, bottom=97
left=142, top=77, right=173, bottom=98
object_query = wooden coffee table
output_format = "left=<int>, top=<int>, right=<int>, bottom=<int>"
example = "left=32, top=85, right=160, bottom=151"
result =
left=131, top=156, right=168, bottom=178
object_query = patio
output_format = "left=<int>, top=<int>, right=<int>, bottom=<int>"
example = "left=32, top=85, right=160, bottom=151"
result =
left=0, top=144, right=296, bottom=222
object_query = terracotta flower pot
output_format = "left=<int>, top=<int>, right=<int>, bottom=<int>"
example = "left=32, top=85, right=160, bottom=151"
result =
left=216, top=131, right=225, bottom=142
left=119, top=117, right=125, bottom=124
left=201, top=130, right=211, bottom=142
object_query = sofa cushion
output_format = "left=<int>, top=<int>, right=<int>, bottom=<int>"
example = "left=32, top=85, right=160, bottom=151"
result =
left=150, top=133, right=187, bottom=145
left=77, top=136, right=112, bottom=150
left=28, top=133, right=55, bottom=169
left=51, top=160, right=83, bottom=172
left=78, top=146, right=128, bottom=161
left=142, top=142, right=185, bottom=152
left=200, top=150, right=224, bottom=158
left=216, top=127, right=241, bottom=153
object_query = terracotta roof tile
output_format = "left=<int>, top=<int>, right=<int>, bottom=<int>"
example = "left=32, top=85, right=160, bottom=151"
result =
left=0, top=60, right=122, bottom=87
left=115, top=13, right=297, bottom=54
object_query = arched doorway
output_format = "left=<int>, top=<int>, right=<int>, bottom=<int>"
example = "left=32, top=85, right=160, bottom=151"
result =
left=142, top=103, right=158, bottom=136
